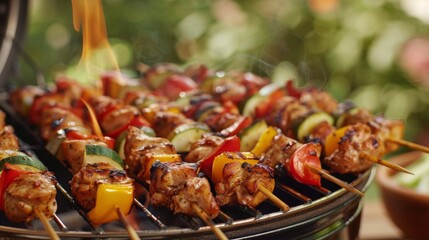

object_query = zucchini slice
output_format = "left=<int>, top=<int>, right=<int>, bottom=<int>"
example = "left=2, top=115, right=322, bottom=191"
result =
left=0, top=155, right=47, bottom=172
left=297, top=112, right=334, bottom=142
left=0, top=150, right=27, bottom=160
left=84, top=145, right=124, bottom=170
left=239, top=120, right=268, bottom=151
left=45, top=130, right=66, bottom=155
left=168, top=122, right=210, bottom=152
left=242, top=83, right=281, bottom=117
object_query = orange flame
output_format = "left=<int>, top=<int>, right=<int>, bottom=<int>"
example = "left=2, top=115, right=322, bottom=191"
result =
left=71, top=0, right=120, bottom=84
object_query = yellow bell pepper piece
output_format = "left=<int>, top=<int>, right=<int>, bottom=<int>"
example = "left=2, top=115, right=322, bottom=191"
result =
left=324, top=126, right=348, bottom=157
left=212, top=152, right=259, bottom=184
left=251, top=126, right=279, bottom=157
left=87, top=183, right=134, bottom=225
left=142, top=154, right=182, bottom=181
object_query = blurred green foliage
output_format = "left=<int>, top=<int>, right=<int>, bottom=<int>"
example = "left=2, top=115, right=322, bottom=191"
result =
left=20, top=0, right=429, bottom=143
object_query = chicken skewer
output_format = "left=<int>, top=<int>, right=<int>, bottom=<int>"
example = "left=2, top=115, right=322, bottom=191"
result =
left=248, top=126, right=365, bottom=196
left=9, top=85, right=141, bottom=238
left=0, top=115, right=59, bottom=239
left=83, top=97, right=228, bottom=239
left=133, top=103, right=290, bottom=212
left=11, top=84, right=221, bottom=237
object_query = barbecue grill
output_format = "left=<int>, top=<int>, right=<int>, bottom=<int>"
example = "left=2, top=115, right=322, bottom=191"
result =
left=0, top=0, right=374, bottom=239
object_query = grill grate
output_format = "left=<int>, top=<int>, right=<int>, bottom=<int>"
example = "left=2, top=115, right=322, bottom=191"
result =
left=0, top=94, right=374, bottom=239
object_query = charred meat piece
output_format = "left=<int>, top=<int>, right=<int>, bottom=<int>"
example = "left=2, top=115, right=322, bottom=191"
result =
left=265, top=96, right=311, bottom=138
left=150, top=161, right=219, bottom=219
left=0, top=126, right=20, bottom=151
left=172, top=177, right=220, bottom=219
left=88, top=95, right=121, bottom=117
left=40, top=107, right=88, bottom=141
left=337, top=108, right=374, bottom=127
left=215, top=162, right=275, bottom=208
left=305, top=121, right=336, bottom=147
left=152, top=111, right=193, bottom=138
left=323, top=123, right=385, bottom=174
left=185, top=135, right=224, bottom=163
left=60, top=139, right=108, bottom=174
left=101, top=105, right=140, bottom=134
left=8, top=86, right=45, bottom=117
left=201, top=106, right=240, bottom=133
left=259, top=132, right=301, bottom=169
left=70, top=162, right=134, bottom=211
left=368, top=117, right=404, bottom=153
left=124, top=126, right=176, bottom=179
left=4, top=171, right=57, bottom=223
left=300, top=88, right=338, bottom=114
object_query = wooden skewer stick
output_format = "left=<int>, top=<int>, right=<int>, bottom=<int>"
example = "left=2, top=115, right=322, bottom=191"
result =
left=191, top=203, right=228, bottom=240
left=305, top=164, right=365, bottom=197
left=257, top=183, right=289, bottom=212
left=360, top=153, right=413, bottom=175
left=387, top=137, right=429, bottom=154
left=115, top=206, right=141, bottom=240
left=34, top=208, right=60, bottom=240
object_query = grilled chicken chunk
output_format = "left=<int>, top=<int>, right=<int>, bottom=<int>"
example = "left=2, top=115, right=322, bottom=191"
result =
left=40, top=107, right=88, bottom=141
left=185, top=135, right=224, bottom=163
left=368, top=117, right=404, bottom=153
left=152, top=111, right=193, bottom=138
left=60, top=139, right=108, bottom=174
left=101, top=105, right=140, bottom=134
left=300, top=88, right=338, bottom=114
left=305, top=121, right=336, bottom=147
left=150, top=161, right=219, bottom=219
left=4, top=171, right=57, bottom=223
left=323, top=123, right=385, bottom=174
left=265, top=96, right=312, bottom=138
left=124, top=126, right=176, bottom=179
left=70, top=162, right=134, bottom=211
left=215, top=162, right=275, bottom=208
left=0, top=126, right=20, bottom=151
left=8, top=86, right=45, bottom=117
left=259, top=131, right=301, bottom=168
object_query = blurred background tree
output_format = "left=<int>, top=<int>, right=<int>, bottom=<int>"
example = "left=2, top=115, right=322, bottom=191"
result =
left=19, top=0, right=429, bottom=145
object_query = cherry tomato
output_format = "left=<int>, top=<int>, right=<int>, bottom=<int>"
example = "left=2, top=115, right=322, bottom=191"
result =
left=219, top=116, right=252, bottom=137
left=288, top=142, right=322, bottom=187
left=199, top=135, right=241, bottom=178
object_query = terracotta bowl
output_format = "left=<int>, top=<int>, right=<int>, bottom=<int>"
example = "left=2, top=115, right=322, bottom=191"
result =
left=376, top=151, right=429, bottom=240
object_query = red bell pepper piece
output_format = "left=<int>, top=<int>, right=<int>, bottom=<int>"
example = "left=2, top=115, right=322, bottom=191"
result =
left=65, top=129, right=115, bottom=149
left=199, top=135, right=241, bottom=178
left=286, top=80, right=302, bottom=98
left=219, top=116, right=252, bottom=137
left=105, top=115, right=150, bottom=139
left=97, top=103, right=119, bottom=123
left=287, top=142, right=322, bottom=187
left=254, top=88, right=286, bottom=119
left=0, top=164, right=28, bottom=210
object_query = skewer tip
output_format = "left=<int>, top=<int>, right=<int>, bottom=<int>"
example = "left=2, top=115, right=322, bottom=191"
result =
left=34, top=208, right=60, bottom=240
left=361, top=153, right=413, bottom=175
left=305, top=164, right=365, bottom=197
left=257, top=183, right=290, bottom=212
